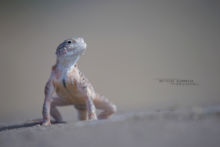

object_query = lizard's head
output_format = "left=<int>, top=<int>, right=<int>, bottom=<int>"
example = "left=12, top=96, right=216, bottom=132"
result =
left=56, top=37, right=87, bottom=58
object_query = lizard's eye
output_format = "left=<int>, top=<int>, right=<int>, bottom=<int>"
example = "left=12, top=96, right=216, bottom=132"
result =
left=67, top=40, right=72, bottom=44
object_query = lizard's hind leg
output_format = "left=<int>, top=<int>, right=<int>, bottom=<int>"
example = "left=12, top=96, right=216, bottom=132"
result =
left=94, top=95, right=117, bottom=119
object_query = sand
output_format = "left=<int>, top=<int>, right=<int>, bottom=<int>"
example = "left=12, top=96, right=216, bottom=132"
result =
left=0, top=107, right=220, bottom=147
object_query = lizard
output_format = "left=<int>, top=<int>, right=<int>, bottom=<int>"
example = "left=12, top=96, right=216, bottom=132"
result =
left=42, top=37, right=117, bottom=126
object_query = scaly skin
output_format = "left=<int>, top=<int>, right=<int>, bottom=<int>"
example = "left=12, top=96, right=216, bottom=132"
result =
left=42, top=37, right=117, bottom=126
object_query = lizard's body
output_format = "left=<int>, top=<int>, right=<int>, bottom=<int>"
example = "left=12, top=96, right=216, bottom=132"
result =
left=42, top=37, right=116, bottom=125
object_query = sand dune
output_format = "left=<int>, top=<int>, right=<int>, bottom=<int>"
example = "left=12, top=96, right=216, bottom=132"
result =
left=0, top=106, right=220, bottom=147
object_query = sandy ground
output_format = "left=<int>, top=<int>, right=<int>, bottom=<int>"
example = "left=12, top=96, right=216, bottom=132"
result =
left=0, top=107, right=220, bottom=147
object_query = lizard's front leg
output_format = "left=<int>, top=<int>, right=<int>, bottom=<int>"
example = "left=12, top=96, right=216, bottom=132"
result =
left=82, top=87, right=97, bottom=120
left=42, top=97, right=52, bottom=125
left=86, top=96, right=97, bottom=120
left=42, top=79, right=54, bottom=126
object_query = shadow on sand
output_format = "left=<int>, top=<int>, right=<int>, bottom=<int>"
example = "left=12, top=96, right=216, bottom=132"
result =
left=0, top=120, right=66, bottom=132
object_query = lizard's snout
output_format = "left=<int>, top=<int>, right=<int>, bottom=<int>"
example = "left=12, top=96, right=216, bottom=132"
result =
left=76, top=37, right=87, bottom=50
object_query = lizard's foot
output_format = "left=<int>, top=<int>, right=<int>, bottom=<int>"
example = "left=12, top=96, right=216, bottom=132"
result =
left=42, top=120, right=51, bottom=126
left=97, top=104, right=117, bottom=119
left=88, top=113, right=97, bottom=120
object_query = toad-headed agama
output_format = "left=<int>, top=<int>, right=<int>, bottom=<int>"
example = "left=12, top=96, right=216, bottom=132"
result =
left=42, top=37, right=117, bottom=126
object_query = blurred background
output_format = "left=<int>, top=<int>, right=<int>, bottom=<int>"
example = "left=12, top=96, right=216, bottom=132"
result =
left=0, top=0, right=219, bottom=123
